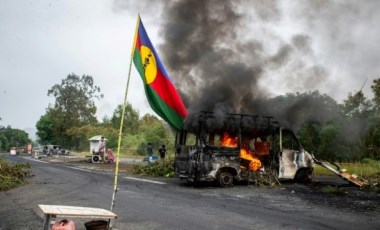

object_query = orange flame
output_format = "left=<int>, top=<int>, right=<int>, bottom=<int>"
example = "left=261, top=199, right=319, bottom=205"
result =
left=240, top=148, right=262, bottom=171
left=220, top=132, right=262, bottom=171
left=220, top=132, right=238, bottom=147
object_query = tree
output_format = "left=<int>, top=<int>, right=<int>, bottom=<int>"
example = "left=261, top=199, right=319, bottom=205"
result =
left=297, top=120, right=321, bottom=154
left=360, top=78, right=380, bottom=159
left=0, top=132, right=8, bottom=151
left=110, top=103, right=140, bottom=135
left=371, top=78, right=380, bottom=110
left=317, top=123, right=345, bottom=161
left=48, top=73, right=103, bottom=126
left=341, top=89, right=377, bottom=160
left=137, top=114, right=175, bottom=156
left=270, top=90, right=374, bottom=161
left=36, top=112, right=54, bottom=145
left=268, top=91, right=341, bottom=131
left=0, top=126, right=31, bottom=149
left=38, top=73, right=103, bottom=147
left=342, top=90, right=372, bottom=119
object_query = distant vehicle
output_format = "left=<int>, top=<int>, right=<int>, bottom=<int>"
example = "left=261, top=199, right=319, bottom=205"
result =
left=42, top=145, right=70, bottom=156
left=10, top=147, right=17, bottom=155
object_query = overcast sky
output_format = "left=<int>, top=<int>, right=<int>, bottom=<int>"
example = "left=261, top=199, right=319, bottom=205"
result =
left=1, top=0, right=380, bottom=136
left=0, top=0, right=151, bottom=133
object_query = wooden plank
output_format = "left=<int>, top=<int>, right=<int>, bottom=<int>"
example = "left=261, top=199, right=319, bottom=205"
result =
left=38, top=205, right=117, bottom=219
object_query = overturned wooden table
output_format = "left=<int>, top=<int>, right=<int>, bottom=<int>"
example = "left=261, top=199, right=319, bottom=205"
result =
left=39, top=204, right=117, bottom=230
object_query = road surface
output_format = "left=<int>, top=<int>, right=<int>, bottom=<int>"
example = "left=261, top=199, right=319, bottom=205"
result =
left=0, top=153, right=379, bottom=230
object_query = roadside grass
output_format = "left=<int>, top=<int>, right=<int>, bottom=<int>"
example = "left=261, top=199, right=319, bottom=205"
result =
left=131, top=157, right=175, bottom=177
left=314, top=159, right=380, bottom=193
left=314, top=160, right=380, bottom=178
left=69, top=151, right=90, bottom=157
left=0, top=157, right=32, bottom=191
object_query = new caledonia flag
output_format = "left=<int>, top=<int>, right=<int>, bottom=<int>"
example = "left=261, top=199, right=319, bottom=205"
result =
left=132, top=16, right=188, bottom=130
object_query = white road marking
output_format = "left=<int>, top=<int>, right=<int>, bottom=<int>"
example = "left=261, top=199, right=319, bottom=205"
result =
left=125, top=176, right=166, bottom=185
left=21, top=156, right=94, bottom=173
left=21, top=157, right=167, bottom=181
left=20, top=156, right=48, bottom=164
left=61, top=165, right=94, bottom=173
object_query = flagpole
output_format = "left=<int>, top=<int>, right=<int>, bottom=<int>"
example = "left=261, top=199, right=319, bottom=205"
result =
left=110, top=14, right=140, bottom=214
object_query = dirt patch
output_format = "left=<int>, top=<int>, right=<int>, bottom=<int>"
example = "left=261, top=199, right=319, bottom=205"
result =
left=286, top=181, right=380, bottom=213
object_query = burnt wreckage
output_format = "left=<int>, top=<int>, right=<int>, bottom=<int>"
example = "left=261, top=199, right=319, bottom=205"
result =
left=174, top=112, right=314, bottom=187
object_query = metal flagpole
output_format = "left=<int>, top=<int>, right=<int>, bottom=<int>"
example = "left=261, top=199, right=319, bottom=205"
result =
left=110, top=14, right=140, bottom=219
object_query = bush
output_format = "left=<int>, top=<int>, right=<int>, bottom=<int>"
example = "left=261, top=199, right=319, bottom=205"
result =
left=0, top=158, right=31, bottom=191
left=131, top=158, right=174, bottom=177
left=361, top=158, right=377, bottom=164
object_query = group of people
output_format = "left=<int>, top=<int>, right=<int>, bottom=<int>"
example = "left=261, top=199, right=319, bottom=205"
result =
left=97, top=136, right=167, bottom=163
left=147, top=143, right=166, bottom=159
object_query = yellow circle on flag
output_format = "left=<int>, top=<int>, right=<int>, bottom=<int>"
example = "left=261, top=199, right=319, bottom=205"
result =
left=140, top=45, right=157, bottom=84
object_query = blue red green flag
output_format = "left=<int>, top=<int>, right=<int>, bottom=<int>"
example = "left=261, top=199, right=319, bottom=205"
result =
left=132, top=16, right=188, bottom=130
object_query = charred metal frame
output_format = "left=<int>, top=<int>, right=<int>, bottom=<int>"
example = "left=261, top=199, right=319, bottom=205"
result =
left=174, top=111, right=315, bottom=187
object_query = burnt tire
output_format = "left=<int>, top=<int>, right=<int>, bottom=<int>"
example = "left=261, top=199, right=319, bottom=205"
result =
left=217, top=171, right=234, bottom=187
left=294, top=168, right=313, bottom=183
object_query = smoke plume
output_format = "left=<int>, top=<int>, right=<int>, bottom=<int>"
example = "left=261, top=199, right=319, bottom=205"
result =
left=113, top=0, right=379, bottom=137
left=157, top=0, right=331, bottom=130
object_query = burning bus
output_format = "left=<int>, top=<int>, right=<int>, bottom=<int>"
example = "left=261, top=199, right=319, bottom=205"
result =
left=174, top=111, right=314, bottom=187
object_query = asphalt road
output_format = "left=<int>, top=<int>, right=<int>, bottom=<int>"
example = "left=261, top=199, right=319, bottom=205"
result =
left=0, top=154, right=379, bottom=230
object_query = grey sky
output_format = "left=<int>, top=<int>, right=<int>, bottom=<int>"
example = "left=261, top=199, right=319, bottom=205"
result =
left=1, top=0, right=380, bottom=135
left=0, top=0, right=152, bottom=132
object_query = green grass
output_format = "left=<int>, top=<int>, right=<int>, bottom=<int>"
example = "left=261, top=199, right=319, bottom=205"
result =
left=314, top=160, right=380, bottom=178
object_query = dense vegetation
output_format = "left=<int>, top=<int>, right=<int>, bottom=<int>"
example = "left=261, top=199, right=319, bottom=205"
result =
left=294, top=88, right=380, bottom=161
left=34, top=73, right=175, bottom=156
left=0, top=158, right=31, bottom=191
left=0, top=127, right=31, bottom=152
left=34, top=74, right=380, bottom=161
left=132, top=158, right=175, bottom=177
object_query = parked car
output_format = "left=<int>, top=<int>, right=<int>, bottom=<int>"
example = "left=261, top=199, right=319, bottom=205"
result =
left=42, top=145, right=70, bottom=156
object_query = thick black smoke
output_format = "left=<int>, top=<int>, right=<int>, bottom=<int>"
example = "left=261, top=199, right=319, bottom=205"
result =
left=112, top=0, right=374, bottom=140
left=157, top=0, right=331, bottom=130
left=159, top=1, right=263, bottom=114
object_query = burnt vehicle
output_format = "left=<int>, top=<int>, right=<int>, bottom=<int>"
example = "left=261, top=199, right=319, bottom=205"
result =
left=42, top=145, right=70, bottom=156
left=174, top=112, right=314, bottom=187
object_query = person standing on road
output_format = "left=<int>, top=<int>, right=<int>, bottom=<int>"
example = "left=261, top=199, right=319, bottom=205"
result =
left=159, top=145, right=166, bottom=159
left=147, top=143, right=153, bottom=156
left=98, top=136, right=105, bottom=163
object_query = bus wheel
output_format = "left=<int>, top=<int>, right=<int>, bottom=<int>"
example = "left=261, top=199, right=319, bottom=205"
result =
left=217, top=171, right=234, bottom=187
